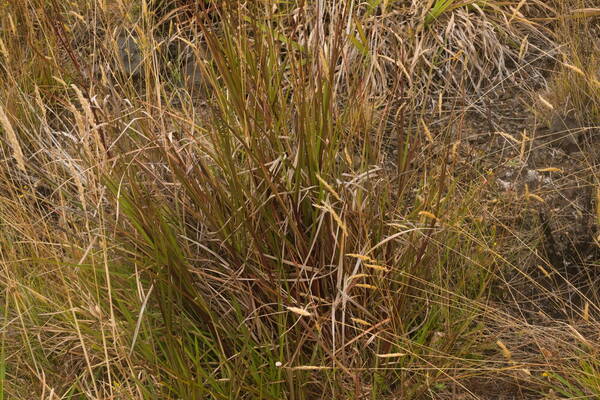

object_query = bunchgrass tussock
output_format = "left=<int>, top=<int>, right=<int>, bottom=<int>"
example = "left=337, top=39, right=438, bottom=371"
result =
left=0, top=0, right=599, bottom=399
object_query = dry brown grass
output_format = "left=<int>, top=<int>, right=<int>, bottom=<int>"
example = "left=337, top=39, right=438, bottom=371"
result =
left=0, top=1, right=599, bottom=399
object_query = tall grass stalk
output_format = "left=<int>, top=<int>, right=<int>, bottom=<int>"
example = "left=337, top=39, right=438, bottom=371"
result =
left=1, top=0, right=598, bottom=399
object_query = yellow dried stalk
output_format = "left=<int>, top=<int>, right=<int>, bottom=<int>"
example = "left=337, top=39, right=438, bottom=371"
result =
left=0, top=105, right=25, bottom=172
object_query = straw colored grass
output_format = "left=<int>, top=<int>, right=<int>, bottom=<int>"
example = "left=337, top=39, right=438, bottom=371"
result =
left=1, top=1, right=599, bottom=399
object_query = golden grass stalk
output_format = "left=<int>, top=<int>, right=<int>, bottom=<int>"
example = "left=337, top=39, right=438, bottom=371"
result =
left=287, top=306, right=312, bottom=317
left=0, top=105, right=25, bottom=172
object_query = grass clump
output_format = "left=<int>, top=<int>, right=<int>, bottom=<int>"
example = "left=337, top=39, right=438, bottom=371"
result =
left=0, top=0, right=599, bottom=399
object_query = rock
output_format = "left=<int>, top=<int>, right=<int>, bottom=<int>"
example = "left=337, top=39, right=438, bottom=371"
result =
left=117, top=32, right=142, bottom=78
left=547, top=114, right=581, bottom=154
left=497, top=178, right=514, bottom=191
left=167, top=38, right=204, bottom=89
left=524, top=169, right=539, bottom=184
left=115, top=32, right=205, bottom=93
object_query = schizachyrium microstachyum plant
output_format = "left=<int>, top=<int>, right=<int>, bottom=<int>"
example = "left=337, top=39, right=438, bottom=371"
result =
left=105, top=3, right=498, bottom=398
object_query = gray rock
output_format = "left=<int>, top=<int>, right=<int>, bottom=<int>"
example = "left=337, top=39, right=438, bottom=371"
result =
left=524, top=169, right=539, bottom=184
left=117, top=32, right=142, bottom=78
left=167, top=37, right=204, bottom=88
left=182, top=56, right=203, bottom=87
left=548, top=114, right=580, bottom=154
left=114, top=31, right=205, bottom=95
